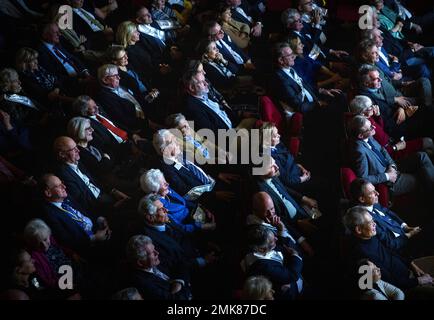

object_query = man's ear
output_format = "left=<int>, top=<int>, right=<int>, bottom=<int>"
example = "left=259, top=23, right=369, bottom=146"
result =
left=144, top=214, right=154, bottom=224
left=136, top=258, right=149, bottom=269
left=355, top=225, right=363, bottom=236
left=44, top=188, right=52, bottom=199
left=358, top=195, right=366, bottom=205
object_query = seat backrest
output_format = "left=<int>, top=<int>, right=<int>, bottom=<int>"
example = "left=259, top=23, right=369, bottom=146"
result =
left=288, top=112, right=303, bottom=137
left=259, top=96, right=284, bottom=133
left=340, top=167, right=357, bottom=200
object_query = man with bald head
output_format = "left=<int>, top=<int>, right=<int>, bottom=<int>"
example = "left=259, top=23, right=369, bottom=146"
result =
left=52, top=136, right=128, bottom=214
left=247, top=192, right=314, bottom=257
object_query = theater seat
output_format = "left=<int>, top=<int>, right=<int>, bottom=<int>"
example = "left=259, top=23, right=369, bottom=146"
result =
left=259, top=95, right=285, bottom=134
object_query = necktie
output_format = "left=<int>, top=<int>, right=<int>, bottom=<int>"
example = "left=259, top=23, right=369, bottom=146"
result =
left=60, top=201, right=93, bottom=235
left=367, top=139, right=389, bottom=167
left=52, top=45, right=80, bottom=74
left=96, top=114, right=128, bottom=141
left=184, top=161, right=210, bottom=185
left=116, top=87, right=144, bottom=119
left=78, top=8, right=104, bottom=30
left=289, top=68, right=314, bottom=102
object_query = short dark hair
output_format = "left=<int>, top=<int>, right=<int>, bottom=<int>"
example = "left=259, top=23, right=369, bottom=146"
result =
left=350, top=178, right=370, bottom=202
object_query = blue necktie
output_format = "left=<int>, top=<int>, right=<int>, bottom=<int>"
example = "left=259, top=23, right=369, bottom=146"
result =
left=367, top=139, right=389, bottom=167
left=61, top=201, right=93, bottom=235
left=184, top=162, right=210, bottom=185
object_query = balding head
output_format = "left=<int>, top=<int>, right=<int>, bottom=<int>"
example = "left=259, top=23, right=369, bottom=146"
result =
left=252, top=192, right=276, bottom=221
left=53, top=136, right=80, bottom=164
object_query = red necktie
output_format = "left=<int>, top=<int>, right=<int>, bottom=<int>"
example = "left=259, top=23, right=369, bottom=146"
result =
left=96, top=114, right=128, bottom=141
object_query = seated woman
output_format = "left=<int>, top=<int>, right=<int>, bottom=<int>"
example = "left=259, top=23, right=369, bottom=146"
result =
left=67, top=116, right=139, bottom=194
left=15, top=47, right=74, bottom=108
left=349, top=95, right=433, bottom=158
left=140, top=168, right=216, bottom=233
left=23, top=218, right=82, bottom=297
left=216, top=4, right=250, bottom=50
left=355, top=258, right=405, bottom=300
left=288, top=36, right=348, bottom=90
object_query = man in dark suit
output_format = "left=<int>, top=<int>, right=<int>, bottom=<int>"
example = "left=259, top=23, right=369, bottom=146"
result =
left=241, top=225, right=304, bottom=300
left=270, top=42, right=344, bottom=124
left=343, top=206, right=434, bottom=293
left=350, top=178, right=434, bottom=256
left=182, top=68, right=241, bottom=136
left=125, top=234, right=192, bottom=300
left=94, top=64, right=156, bottom=137
left=38, top=22, right=89, bottom=80
left=39, top=173, right=110, bottom=255
left=349, top=115, right=434, bottom=198
left=52, top=136, right=129, bottom=215
left=357, top=64, right=432, bottom=140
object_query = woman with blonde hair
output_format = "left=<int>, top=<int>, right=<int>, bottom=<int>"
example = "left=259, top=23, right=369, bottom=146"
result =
left=241, top=275, right=275, bottom=300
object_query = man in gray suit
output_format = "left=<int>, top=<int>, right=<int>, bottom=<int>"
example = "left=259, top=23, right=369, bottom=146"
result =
left=349, top=115, right=434, bottom=198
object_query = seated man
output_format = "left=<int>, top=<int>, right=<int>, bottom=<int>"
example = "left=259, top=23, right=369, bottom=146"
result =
left=349, top=115, right=434, bottom=200
left=38, top=173, right=110, bottom=255
left=342, top=206, right=434, bottom=297
left=52, top=136, right=129, bottom=215
left=94, top=64, right=154, bottom=134
left=247, top=191, right=314, bottom=257
left=241, top=225, right=304, bottom=300
left=226, top=0, right=265, bottom=37
left=136, top=194, right=216, bottom=276
left=125, top=234, right=192, bottom=300
left=350, top=178, right=434, bottom=256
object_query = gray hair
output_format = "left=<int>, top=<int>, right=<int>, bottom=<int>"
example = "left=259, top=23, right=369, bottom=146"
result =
left=242, top=276, right=273, bottom=300
left=342, top=206, right=370, bottom=233
left=165, top=113, right=186, bottom=128
left=138, top=193, right=160, bottom=216
left=152, top=129, right=175, bottom=156
left=349, top=96, right=373, bottom=114
left=281, top=8, right=300, bottom=28
left=23, top=219, right=51, bottom=248
left=140, top=169, right=165, bottom=194
left=348, top=115, right=369, bottom=139
left=72, top=95, right=93, bottom=116
left=67, top=117, right=91, bottom=142
left=97, top=64, right=118, bottom=82
left=358, top=64, right=378, bottom=87
left=0, top=68, right=19, bottom=92
left=272, top=42, right=291, bottom=64
left=247, top=225, right=274, bottom=252
left=125, top=234, right=153, bottom=265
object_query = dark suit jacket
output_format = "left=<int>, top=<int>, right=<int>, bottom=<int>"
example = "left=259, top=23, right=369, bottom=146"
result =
left=87, top=116, right=119, bottom=152
left=37, top=42, right=86, bottom=79
left=129, top=268, right=191, bottom=300
left=41, top=199, right=92, bottom=254
left=94, top=86, right=144, bottom=132
left=367, top=204, right=407, bottom=252
left=347, top=234, right=418, bottom=289
left=216, top=34, right=249, bottom=67
left=54, top=162, right=103, bottom=216
left=271, top=143, right=302, bottom=186
left=183, top=95, right=239, bottom=136
left=245, top=253, right=303, bottom=300
left=254, top=176, right=309, bottom=224
left=350, top=137, right=396, bottom=185
left=271, top=68, right=318, bottom=113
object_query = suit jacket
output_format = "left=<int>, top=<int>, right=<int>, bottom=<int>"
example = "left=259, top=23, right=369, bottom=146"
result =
left=254, top=176, right=309, bottom=223
left=129, top=268, right=191, bottom=300
left=243, top=252, right=303, bottom=300
left=183, top=95, right=239, bottom=136
left=94, top=86, right=144, bottom=132
left=271, top=68, right=318, bottom=113
left=271, top=143, right=302, bottom=187
left=54, top=162, right=103, bottom=216
left=347, top=234, right=418, bottom=289
left=350, top=137, right=395, bottom=185
left=37, top=42, right=86, bottom=79
left=367, top=204, right=407, bottom=252
left=87, top=116, right=120, bottom=153
left=216, top=34, right=249, bottom=67
left=40, top=199, right=92, bottom=254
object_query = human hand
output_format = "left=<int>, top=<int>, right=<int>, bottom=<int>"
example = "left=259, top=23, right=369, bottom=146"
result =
left=394, top=96, right=411, bottom=108
left=372, top=104, right=380, bottom=116
left=404, top=105, right=418, bottom=118
left=386, top=167, right=398, bottom=183
left=171, top=281, right=183, bottom=294
left=0, top=110, right=13, bottom=130
left=391, top=72, right=402, bottom=81
left=394, top=107, right=406, bottom=125
left=251, top=23, right=262, bottom=37
left=394, top=141, right=406, bottom=151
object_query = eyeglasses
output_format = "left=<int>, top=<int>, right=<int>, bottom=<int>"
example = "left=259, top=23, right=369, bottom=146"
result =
left=107, top=74, right=120, bottom=79
left=282, top=54, right=296, bottom=59
left=210, top=29, right=224, bottom=37
left=362, top=124, right=375, bottom=133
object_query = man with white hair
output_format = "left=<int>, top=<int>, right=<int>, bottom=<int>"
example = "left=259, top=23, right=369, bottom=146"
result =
left=126, top=234, right=192, bottom=300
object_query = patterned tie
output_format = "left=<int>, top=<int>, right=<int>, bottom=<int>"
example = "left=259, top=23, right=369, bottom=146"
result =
left=184, top=161, right=210, bottom=185
left=60, top=201, right=93, bottom=235
left=78, top=8, right=104, bottom=30
left=96, top=114, right=128, bottom=141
